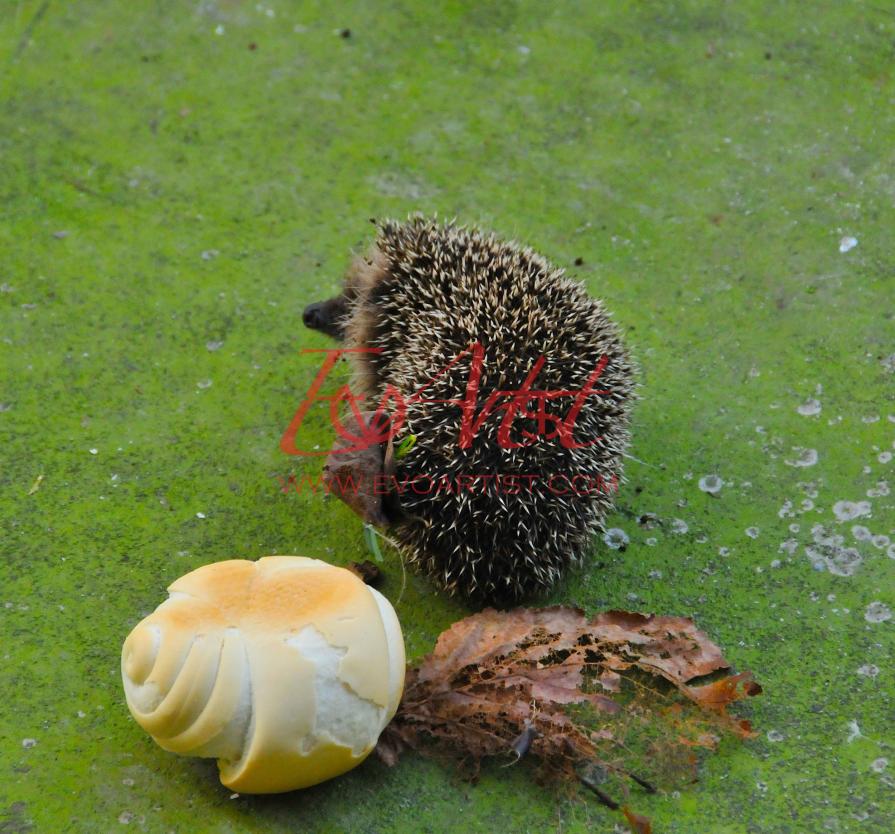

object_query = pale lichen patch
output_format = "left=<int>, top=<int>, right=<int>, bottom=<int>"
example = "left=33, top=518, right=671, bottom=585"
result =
left=785, top=448, right=818, bottom=467
left=797, top=398, right=822, bottom=416
left=832, top=501, right=871, bottom=522
left=864, top=602, right=892, bottom=624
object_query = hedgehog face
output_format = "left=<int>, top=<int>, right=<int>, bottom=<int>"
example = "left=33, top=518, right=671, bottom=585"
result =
left=304, top=253, right=384, bottom=343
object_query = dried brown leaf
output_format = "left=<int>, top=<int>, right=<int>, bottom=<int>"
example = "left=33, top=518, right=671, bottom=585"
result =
left=322, top=409, right=388, bottom=525
left=378, top=606, right=760, bottom=830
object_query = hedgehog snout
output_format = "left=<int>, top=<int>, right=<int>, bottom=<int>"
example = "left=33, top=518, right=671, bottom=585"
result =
left=302, top=302, right=326, bottom=329
left=302, top=297, right=347, bottom=339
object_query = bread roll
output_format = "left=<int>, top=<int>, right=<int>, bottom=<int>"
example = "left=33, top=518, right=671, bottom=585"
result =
left=121, top=557, right=405, bottom=793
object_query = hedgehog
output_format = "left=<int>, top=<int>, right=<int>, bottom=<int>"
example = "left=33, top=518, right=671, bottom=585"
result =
left=303, top=217, right=635, bottom=603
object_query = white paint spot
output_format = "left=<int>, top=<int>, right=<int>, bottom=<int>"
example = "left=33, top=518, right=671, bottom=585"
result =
left=698, top=474, right=723, bottom=494
left=839, top=235, right=858, bottom=253
left=789, top=523, right=800, bottom=533
left=517, top=45, right=531, bottom=55
left=201, top=249, right=219, bottom=260
left=214, top=24, right=225, bottom=35
left=745, top=527, right=760, bottom=539
left=865, top=601, right=892, bottom=623
left=881, top=354, right=895, bottom=374
left=206, top=340, right=224, bottom=352
left=851, top=525, right=872, bottom=541
left=785, top=447, right=818, bottom=467
left=118, top=812, right=133, bottom=825
left=872, top=534, right=890, bottom=549
left=878, top=451, right=892, bottom=464
left=648, top=569, right=662, bottom=579
left=797, top=398, right=821, bottom=416
left=21, top=738, right=36, bottom=749
left=857, top=664, right=879, bottom=678
left=847, top=720, right=862, bottom=742
left=719, top=546, right=731, bottom=557
left=778, top=500, right=794, bottom=519
left=767, top=730, right=784, bottom=742
left=862, top=415, right=880, bottom=424
left=602, top=528, right=629, bottom=550
left=779, top=539, right=798, bottom=555
left=871, top=758, right=888, bottom=773
left=196, top=512, right=206, bottom=519
left=833, top=500, right=871, bottom=522
left=671, top=518, right=689, bottom=534
left=197, top=379, right=213, bottom=389
left=645, top=537, right=657, bottom=546
left=89, top=448, right=98, bottom=455
left=867, top=481, right=889, bottom=498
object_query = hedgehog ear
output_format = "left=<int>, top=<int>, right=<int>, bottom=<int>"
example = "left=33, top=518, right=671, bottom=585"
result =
left=302, top=295, right=348, bottom=340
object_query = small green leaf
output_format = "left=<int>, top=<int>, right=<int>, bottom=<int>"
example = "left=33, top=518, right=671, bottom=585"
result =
left=364, top=523, right=384, bottom=563
left=395, top=433, right=417, bottom=459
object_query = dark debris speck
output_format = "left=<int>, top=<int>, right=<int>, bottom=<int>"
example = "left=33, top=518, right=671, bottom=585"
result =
left=348, top=560, right=383, bottom=586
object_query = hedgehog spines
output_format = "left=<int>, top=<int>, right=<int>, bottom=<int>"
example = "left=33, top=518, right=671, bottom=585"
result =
left=331, top=216, right=635, bottom=603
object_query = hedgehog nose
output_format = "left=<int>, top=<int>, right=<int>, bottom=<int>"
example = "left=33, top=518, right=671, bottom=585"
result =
left=303, top=302, right=325, bottom=330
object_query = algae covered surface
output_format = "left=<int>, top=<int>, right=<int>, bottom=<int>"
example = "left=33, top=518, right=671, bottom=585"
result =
left=1, top=1, right=893, bottom=831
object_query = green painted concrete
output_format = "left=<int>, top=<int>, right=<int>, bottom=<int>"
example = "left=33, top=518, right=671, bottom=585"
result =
left=1, top=1, right=892, bottom=831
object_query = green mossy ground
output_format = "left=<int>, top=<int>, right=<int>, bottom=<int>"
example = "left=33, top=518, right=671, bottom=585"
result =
left=1, top=2, right=893, bottom=831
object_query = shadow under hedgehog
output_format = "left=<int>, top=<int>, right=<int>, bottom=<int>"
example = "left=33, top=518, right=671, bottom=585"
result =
left=303, top=217, right=635, bottom=604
